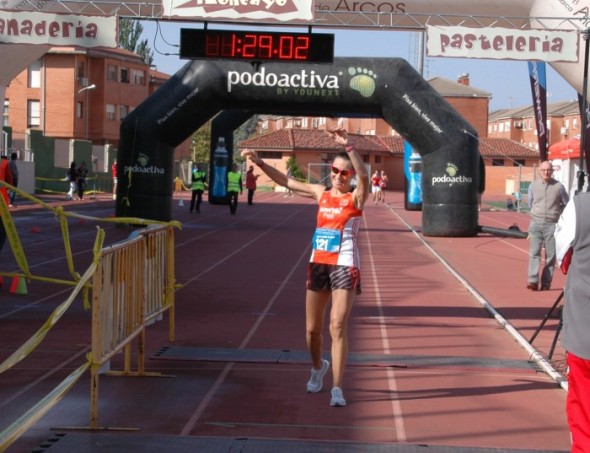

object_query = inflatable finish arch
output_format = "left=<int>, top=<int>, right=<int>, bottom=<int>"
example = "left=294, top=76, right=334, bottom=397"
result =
left=116, top=57, right=480, bottom=237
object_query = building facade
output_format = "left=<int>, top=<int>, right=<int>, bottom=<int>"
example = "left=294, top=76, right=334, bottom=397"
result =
left=488, top=100, right=580, bottom=151
left=3, top=46, right=185, bottom=154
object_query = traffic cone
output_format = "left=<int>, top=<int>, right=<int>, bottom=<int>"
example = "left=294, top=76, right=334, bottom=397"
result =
left=9, top=276, right=27, bottom=295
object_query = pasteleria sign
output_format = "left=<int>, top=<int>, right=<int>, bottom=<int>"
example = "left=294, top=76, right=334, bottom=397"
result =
left=426, top=25, right=579, bottom=62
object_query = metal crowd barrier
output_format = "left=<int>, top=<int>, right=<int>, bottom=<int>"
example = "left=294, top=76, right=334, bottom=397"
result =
left=89, top=224, right=176, bottom=429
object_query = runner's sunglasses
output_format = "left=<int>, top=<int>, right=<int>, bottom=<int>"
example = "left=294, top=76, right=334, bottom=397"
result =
left=331, top=166, right=355, bottom=177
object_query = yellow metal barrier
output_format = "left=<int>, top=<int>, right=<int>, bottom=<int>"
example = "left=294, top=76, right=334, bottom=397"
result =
left=0, top=180, right=179, bottom=444
left=88, top=224, right=176, bottom=430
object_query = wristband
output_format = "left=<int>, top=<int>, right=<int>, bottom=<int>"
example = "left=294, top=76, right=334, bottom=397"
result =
left=345, top=145, right=354, bottom=153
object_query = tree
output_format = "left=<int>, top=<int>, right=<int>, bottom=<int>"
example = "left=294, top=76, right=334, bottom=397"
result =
left=234, top=115, right=259, bottom=162
left=190, top=121, right=212, bottom=164
left=118, top=19, right=154, bottom=66
left=286, top=155, right=304, bottom=180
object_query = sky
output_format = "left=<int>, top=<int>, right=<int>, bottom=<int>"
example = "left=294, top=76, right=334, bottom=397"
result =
left=140, top=21, right=579, bottom=113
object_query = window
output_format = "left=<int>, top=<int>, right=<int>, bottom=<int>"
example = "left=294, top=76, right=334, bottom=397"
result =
left=76, top=101, right=83, bottom=119
left=573, top=118, right=578, bottom=129
left=27, top=100, right=40, bottom=127
left=301, top=117, right=308, bottom=128
left=375, top=156, right=381, bottom=164
left=514, top=160, right=525, bottom=167
left=107, top=64, right=117, bottom=81
left=258, top=151, right=282, bottom=159
left=77, top=61, right=85, bottom=79
left=3, top=99, right=8, bottom=127
left=106, top=104, right=116, bottom=120
left=132, top=69, right=145, bottom=85
left=492, top=159, right=504, bottom=166
left=28, top=59, right=41, bottom=88
left=120, top=67, right=129, bottom=83
left=119, top=105, right=129, bottom=120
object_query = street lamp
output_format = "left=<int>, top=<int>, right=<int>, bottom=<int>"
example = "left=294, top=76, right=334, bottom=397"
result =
left=77, top=83, right=96, bottom=141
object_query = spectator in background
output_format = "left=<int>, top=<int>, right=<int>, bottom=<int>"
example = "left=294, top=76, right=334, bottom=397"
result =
left=226, top=163, right=242, bottom=215
left=555, top=192, right=590, bottom=452
left=66, top=161, right=77, bottom=201
left=8, top=152, right=18, bottom=207
left=371, top=170, right=381, bottom=204
left=379, top=170, right=388, bottom=203
left=111, top=158, right=117, bottom=200
left=190, top=163, right=207, bottom=214
left=0, top=155, right=14, bottom=254
left=245, top=165, right=259, bottom=206
left=76, top=161, right=88, bottom=201
left=526, top=160, right=568, bottom=291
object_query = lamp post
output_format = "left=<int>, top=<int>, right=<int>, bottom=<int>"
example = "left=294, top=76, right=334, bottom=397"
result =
left=77, top=84, right=96, bottom=141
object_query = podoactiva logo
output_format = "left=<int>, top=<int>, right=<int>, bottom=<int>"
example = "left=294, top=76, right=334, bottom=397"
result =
left=431, top=163, right=473, bottom=186
left=226, top=65, right=379, bottom=98
left=124, top=153, right=165, bottom=176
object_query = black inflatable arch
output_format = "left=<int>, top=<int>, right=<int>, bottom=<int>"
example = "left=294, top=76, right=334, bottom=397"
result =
left=116, top=57, right=479, bottom=237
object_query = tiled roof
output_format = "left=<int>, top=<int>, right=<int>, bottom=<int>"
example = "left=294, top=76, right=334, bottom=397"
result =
left=479, top=138, right=539, bottom=159
left=239, top=130, right=539, bottom=159
left=240, top=129, right=393, bottom=155
left=427, top=76, right=491, bottom=98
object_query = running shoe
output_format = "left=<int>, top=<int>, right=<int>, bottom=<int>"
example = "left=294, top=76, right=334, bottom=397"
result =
left=330, top=387, right=347, bottom=407
left=306, top=359, right=329, bottom=393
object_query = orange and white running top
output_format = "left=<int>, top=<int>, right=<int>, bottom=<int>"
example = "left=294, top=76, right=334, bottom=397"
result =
left=310, top=191, right=363, bottom=267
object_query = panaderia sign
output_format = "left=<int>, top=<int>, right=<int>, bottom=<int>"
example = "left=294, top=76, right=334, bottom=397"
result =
left=426, top=25, right=579, bottom=62
left=0, top=10, right=117, bottom=47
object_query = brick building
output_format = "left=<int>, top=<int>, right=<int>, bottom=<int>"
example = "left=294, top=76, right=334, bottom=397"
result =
left=241, top=74, right=545, bottom=197
left=3, top=46, right=178, bottom=152
left=488, top=100, right=580, bottom=151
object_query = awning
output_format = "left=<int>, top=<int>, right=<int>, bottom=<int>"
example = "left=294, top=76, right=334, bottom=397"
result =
left=548, top=136, right=581, bottom=160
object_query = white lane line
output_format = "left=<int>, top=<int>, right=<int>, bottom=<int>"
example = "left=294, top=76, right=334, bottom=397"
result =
left=361, top=215, right=407, bottom=443
left=180, top=208, right=312, bottom=435
left=388, top=208, right=567, bottom=392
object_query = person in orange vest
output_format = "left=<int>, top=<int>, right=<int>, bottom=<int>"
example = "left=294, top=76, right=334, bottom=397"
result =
left=241, top=127, right=369, bottom=407
left=0, top=155, right=14, bottom=254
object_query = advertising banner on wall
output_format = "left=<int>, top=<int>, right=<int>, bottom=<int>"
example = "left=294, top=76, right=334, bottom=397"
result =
left=426, top=25, right=579, bottom=62
left=528, top=61, right=548, bottom=160
left=0, top=10, right=117, bottom=47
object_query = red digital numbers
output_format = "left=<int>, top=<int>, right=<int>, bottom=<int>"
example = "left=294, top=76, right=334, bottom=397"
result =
left=181, top=29, right=333, bottom=63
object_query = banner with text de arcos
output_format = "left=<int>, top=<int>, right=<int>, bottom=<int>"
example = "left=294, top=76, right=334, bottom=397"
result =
left=0, top=10, right=117, bottom=47
left=162, top=0, right=314, bottom=22
left=426, top=25, right=579, bottom=62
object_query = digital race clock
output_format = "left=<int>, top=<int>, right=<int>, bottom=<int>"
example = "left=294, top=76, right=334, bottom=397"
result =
left=180, top=29, right=335, bottom=64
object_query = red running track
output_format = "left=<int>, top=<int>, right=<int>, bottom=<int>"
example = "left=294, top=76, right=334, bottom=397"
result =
left=0, top=191, right=569, bottom=452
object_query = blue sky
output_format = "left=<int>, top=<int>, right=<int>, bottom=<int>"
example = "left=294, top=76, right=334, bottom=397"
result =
left=141, top=21, right=579, bottom=112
